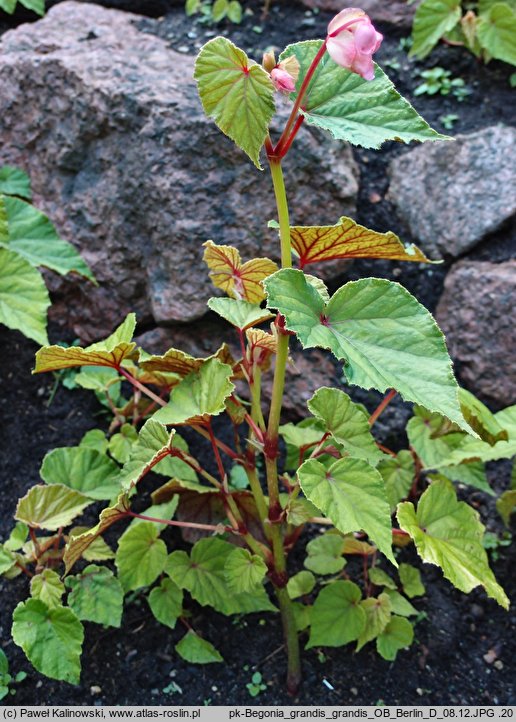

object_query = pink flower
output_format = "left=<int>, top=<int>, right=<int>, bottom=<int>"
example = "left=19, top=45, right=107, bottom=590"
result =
left=326, top=8, right=383, bottom=81
left=270, top=67, right=296, bottom=94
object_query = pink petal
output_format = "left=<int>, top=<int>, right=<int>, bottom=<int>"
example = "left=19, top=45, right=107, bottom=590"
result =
left=327, top=7, right=366, bottom=36
left=354, top=21, right=379, bottom=53
left=351, top=52, right=376, bottom=80
left=327, top=31, right=357, bottom=69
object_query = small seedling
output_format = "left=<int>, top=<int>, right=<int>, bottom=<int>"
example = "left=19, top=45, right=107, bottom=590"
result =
left=414, top=67, right=472, bottom=101
left=0, top=650, right=27, bottom=700
left=439, top=113, right=460, bottom=130
left=246, top=672, right=267, bottom=697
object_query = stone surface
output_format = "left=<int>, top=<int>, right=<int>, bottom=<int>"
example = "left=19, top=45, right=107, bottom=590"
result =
left=388, top=125, right=516, bottom=260
left=299, top=0, right=419, bottom=28
left=0, top=2, right=358, bottom=339
left=435, top=260, right=516, bottom=408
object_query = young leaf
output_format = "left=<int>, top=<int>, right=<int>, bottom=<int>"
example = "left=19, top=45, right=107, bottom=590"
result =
left=140, top=343, right=232, bottom=378
left=34, top=313, right=138, bottom=373
left=0, top=196, right=95, bottom=282
left=4, top=522, right=29, bottom=552
left=369, top=567, right=397, bottom=590
left=0, top=166, right=31, bottom=199
left=148, top=578, right=183, bottom=629
left=0, top=246, right=50, bottom=345
left=410, top=0, right=462, bottom=59
left=398, top=563, right=425, bottom=598
left=307, top=581, right=366, bottom=648
left=203, top=240, right=277, bottom=303
left=304, top=533, right=346, bottom=575
left=298, top=457, right=395, bottom=564
left=12, top=600, right=84, bottom=684
left=378, top=451, right=415, bottom=511
left=207, top=297, right=273, bottom=331
left=194, top=37, right=275, bottom=169
left=40, top=446, right=121, bottom=501
left=397, top=477, right=509, bottom=608
left=356, top=593, right=392, bottom=651
left=108, top=423, right=138, bottom=464
left=116, top=420, right=177, bottom=491
left=307, top=387, right=384, bottom=464
left=115, top=522, right=168, bottom=592
left=165, top=537, right=276, bottom=615
left=0, top=545, right=16, bottom=575
left=80, top=429, right=109, bottom=455
left=477, top=2, right=516, bottom=65
left=376, top=616, right=414, bottom=661
left=15, top=484, right=91, bottom=531
left=66, top=565, right=124, bottom=628
left=459, top=388, right=508, bottom=446
left=30, top=570, right=65, bottom=609
left=63, top=493, right=129, bottom=574
left=152, top=358, right=235, bottom=426
left=224, top=547, right=267, bottom=593
left=287, top=570, right=316, bottom=600
left=264, top=270, right=468, bottom=431
left=175, top=630, right=223, bottom=664
left=290, top=217, right=433, bottom=269
left=280, top=41, right=448, bottom=149
left=384, top=590, right=418, bottom=618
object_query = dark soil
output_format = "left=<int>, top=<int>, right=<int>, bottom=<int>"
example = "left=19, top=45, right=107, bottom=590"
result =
left=1, top=0, right=515, bottom=708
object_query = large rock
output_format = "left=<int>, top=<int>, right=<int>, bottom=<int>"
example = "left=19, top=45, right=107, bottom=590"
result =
left=299, top=0, right=419, bottom=28
left=435, top=260, right=516, bottom=408
left=388, top=125, right=516, bottom=260
left=0, top=2, right=358, bottom=340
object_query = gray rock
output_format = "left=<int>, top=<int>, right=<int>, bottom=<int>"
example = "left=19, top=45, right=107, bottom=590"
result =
left=298, top=0, right=419, bottom=28
left=435, top=260, right=516, bottom=408
left=0, top=2, right=358, bottom=339
left=388, top=126, right=516, bottom=260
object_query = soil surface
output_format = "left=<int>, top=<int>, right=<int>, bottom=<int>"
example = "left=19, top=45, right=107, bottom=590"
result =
left=1, top=0, right=515, bottom=708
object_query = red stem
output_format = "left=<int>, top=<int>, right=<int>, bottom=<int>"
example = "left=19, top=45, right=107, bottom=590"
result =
left=126, top=510, right=233, bottom=534
left=278, top=115, right=305, bottom=159
left=117, top=366, right=167, bottom=408
left=207, top=421, right=226, bottom=483
left=369, top=389, right=397, bottom=427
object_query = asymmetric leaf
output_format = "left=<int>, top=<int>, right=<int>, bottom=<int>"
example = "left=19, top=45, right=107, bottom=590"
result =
left=280, top=41, right=447, bottom=148
left=397, top=478, right=509, bottom=608
left=66, top=565, right=124, bottom=628
left=376, top=616, right=414, bottom=661
left=148, top=578, right=183, bottom=629
left=208, top=297, right=273, bottom=331
left=308, top=387, right=384, bottom=464
left=398, top=564, right=425, bottom=598
left=307, top=581, right=366, bottom=649
left=116, top=420, right=177, bottom=491
left=115, top=523, right=168, bottom=592
left=384, top=590, right=418, bottom=618
left=356, top=593, right=392, bottom=651
left=0, top=247, right=50, bottom=345
left=153, top=358, right=235, bottom=426
left=108, top=424, right=139, bottom=464
left=290, top=217, right=433, bottom=269
left=194, top=37, right=275, bottom=168
left=264, top=270, right=467, bottom=430
left=287, top=571, right=316, bottom=600
left=30, top=570, right=65, bottom=609
left=298, top=457, right=395, bottom=564
left=175, top=631, right=223, bottom=664
left=12, top=600, right=84, bottom=684
left=203, top=240, right=277, bottom=302
left=40, top=446, right=121, bottom=501
left=477, top=3, right=516, bottom=65
left=304, top=533, right=346, bottom=575
left=15, top=484, right=91, bottom=531
left=368, top=568, right=397, bottom=590
left=410, top=0, right=462, bottom=59
left=224, top=547, right=267, bottom=593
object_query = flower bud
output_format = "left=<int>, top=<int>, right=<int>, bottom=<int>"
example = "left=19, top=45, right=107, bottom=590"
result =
left=326, top=7, right=383, bottom=81
left=262, top=51, right=276, bottom=73
left=270, top=67, right=296, bottom=94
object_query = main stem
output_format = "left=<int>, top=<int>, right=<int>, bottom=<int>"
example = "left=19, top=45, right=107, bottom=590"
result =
left=266, top=157, right=301, bottom=695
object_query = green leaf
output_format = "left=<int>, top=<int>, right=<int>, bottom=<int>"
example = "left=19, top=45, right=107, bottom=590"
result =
left=265, top=270, right=467, bottom=431
left=224, top=547, right=267, bottom=593
left=384, top=590, right=418, bottom=617
left=410, top=0, right=462, bottom=59
left=153, top=358, right=235, bottom=426
left=207, top=297, right=273, bottom=330
left=79, top=429, right=109, bottom=455
left=304, top=532, right=346, bottom=575
left=280, top=419, right=325, bottom=469
left=307, top=387, right=384, bottom=464
left=69, top=527, right=114, bottom=562
left=19, top=0, right=45, bottom=14
left=356, top=593, right=392, bottom=651
left=211, top=0, right=228, bottom=21
left=477, top=3, right=516, bottom=65
left=0, top=166, right=31, bottom=199
left=298, top=457, right=395, bottom=564
left=194, top=37, right=275, bottom=168
left=287, top=570, right=316, bottom=600
left=12, top=600, right=84, bottom=684
left=4, top=522, right=29, bottom=552
left=15, top=484, right=91, bottom=531
left=65, top=565, right=124, bottom=628
left=398, top=563, right=425, bottom=598
left=280, top=41, right=447, bottom=149
left=30, top=570, right=65, bottom=609
left=108, top=423, right=138, bottom=464
left=376, top=616, right=414, bottom=661
left=397, top=477, right=509, bottom=608
left=369, top=567, right=397, bottom=590
left=0, top=196, right=94, bottom=282
left=40, top=446, right=121, bottom=501
left=175, top=630, right=223, bottom=664
left=116, top=523, right=168, bottom=592
left=0, top=246, right=50, bottom=345
left=307, top=581, right=366, bottom=649
left=0, top=545, right=16, bottom=575
left=148, top=578, right=183, bottom=629
left=165, top=537, right=276, bottom=615
left=0, top=0, right=17, bottom=13
left=459, top=388, right=508, bottom=446
left=154, top=433, right=199, bottom=483
left=378, top=451, right=415, bottom=511
left=116, top=420, right=177, bottom=491
left=227, top=0, right=242, bottom=23
left=497, top=489, right=516, bottom=528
